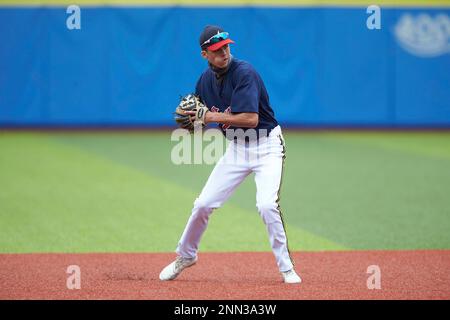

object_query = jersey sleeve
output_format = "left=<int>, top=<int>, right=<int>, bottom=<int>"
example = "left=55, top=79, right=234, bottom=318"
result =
left=230, top=69, right=260, bottom=113
left=195, top=75, right=203, bottom=97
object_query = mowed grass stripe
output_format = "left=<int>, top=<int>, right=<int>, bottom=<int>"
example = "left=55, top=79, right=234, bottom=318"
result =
left=0, top=133, right=345, bottom=253
left=53, top=131, right=450, bottom=251
left=322, top=132, right=450, bottom=160
left=280, top=131, right=450, bottom=250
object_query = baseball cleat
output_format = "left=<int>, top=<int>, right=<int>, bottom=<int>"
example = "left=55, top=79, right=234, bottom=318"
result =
left=159, top=256, right=198, bottom=281
left=282, top=269, right=302, bottom=284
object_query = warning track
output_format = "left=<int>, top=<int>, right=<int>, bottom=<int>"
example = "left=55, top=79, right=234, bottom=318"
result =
left=0, top=251, right=449, bottom=300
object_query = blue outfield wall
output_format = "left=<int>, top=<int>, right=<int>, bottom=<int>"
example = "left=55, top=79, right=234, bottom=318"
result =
left=0, top=6, right=449, bottom=127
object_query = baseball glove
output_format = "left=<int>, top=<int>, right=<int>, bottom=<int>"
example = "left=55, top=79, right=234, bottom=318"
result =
left=173, top=94, right=209, bottom=132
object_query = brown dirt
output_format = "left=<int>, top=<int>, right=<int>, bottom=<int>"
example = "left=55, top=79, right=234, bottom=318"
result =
left=0, top=250, right=449, bottom=300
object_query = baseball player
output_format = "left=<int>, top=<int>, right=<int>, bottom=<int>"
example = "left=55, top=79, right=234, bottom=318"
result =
left=160, top=25, right=301, bottom=284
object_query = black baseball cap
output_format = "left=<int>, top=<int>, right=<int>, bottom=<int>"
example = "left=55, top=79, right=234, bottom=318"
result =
left=199, top=25, right=235, bottom=51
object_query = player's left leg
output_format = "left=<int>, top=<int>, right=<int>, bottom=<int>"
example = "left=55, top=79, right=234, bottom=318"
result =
left=252, top=126, right=300, bottom=283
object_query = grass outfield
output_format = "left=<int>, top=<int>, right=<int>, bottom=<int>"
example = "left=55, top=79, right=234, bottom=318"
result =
left=1, top=130, right=449, bottom=253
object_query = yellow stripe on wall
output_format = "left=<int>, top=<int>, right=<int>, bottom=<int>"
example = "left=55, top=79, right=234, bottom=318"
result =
left=1, top=0, right=449, bottom=8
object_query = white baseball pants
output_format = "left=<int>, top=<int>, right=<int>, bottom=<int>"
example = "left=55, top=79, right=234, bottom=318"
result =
left=176, top=125, right=294, bottom=272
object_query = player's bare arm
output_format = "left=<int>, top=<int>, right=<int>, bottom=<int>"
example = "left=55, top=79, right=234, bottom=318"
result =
left=186, top=110, right=258, bottom=128
left=206, top=111, right=258, bottom=128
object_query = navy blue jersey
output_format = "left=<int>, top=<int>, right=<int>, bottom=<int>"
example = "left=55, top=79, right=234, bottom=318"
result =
left=195, top=57, right=278, bottom=136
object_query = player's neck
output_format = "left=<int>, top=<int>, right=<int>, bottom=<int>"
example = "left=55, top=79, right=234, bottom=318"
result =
left=209, top=55, right=233, bottom=79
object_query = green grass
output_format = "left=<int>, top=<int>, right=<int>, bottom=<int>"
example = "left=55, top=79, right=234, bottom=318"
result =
left=1, top=130, right=449, bottom=253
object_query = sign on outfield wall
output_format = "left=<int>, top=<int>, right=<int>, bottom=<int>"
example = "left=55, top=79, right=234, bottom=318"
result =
left=394, top=13, right=450, bottom=58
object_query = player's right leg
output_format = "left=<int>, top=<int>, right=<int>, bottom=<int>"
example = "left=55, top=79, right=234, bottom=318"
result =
left=160, top=142, right=250, bottom=281
left=252, top=126, right=301, bottom=284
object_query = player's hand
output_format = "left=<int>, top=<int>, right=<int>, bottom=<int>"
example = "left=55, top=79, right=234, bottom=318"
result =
left=173, top=94, right=208, bottom=132
left=184, top=110, right=196, bottom=123
left=185, top=109, right=210, bottom=125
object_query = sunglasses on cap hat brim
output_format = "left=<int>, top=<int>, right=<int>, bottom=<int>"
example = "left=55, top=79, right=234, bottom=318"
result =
left=201, top=32, right=235, bottom=51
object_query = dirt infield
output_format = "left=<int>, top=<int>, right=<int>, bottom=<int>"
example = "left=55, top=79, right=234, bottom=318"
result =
left=0, top=250, right=449, bottom=300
